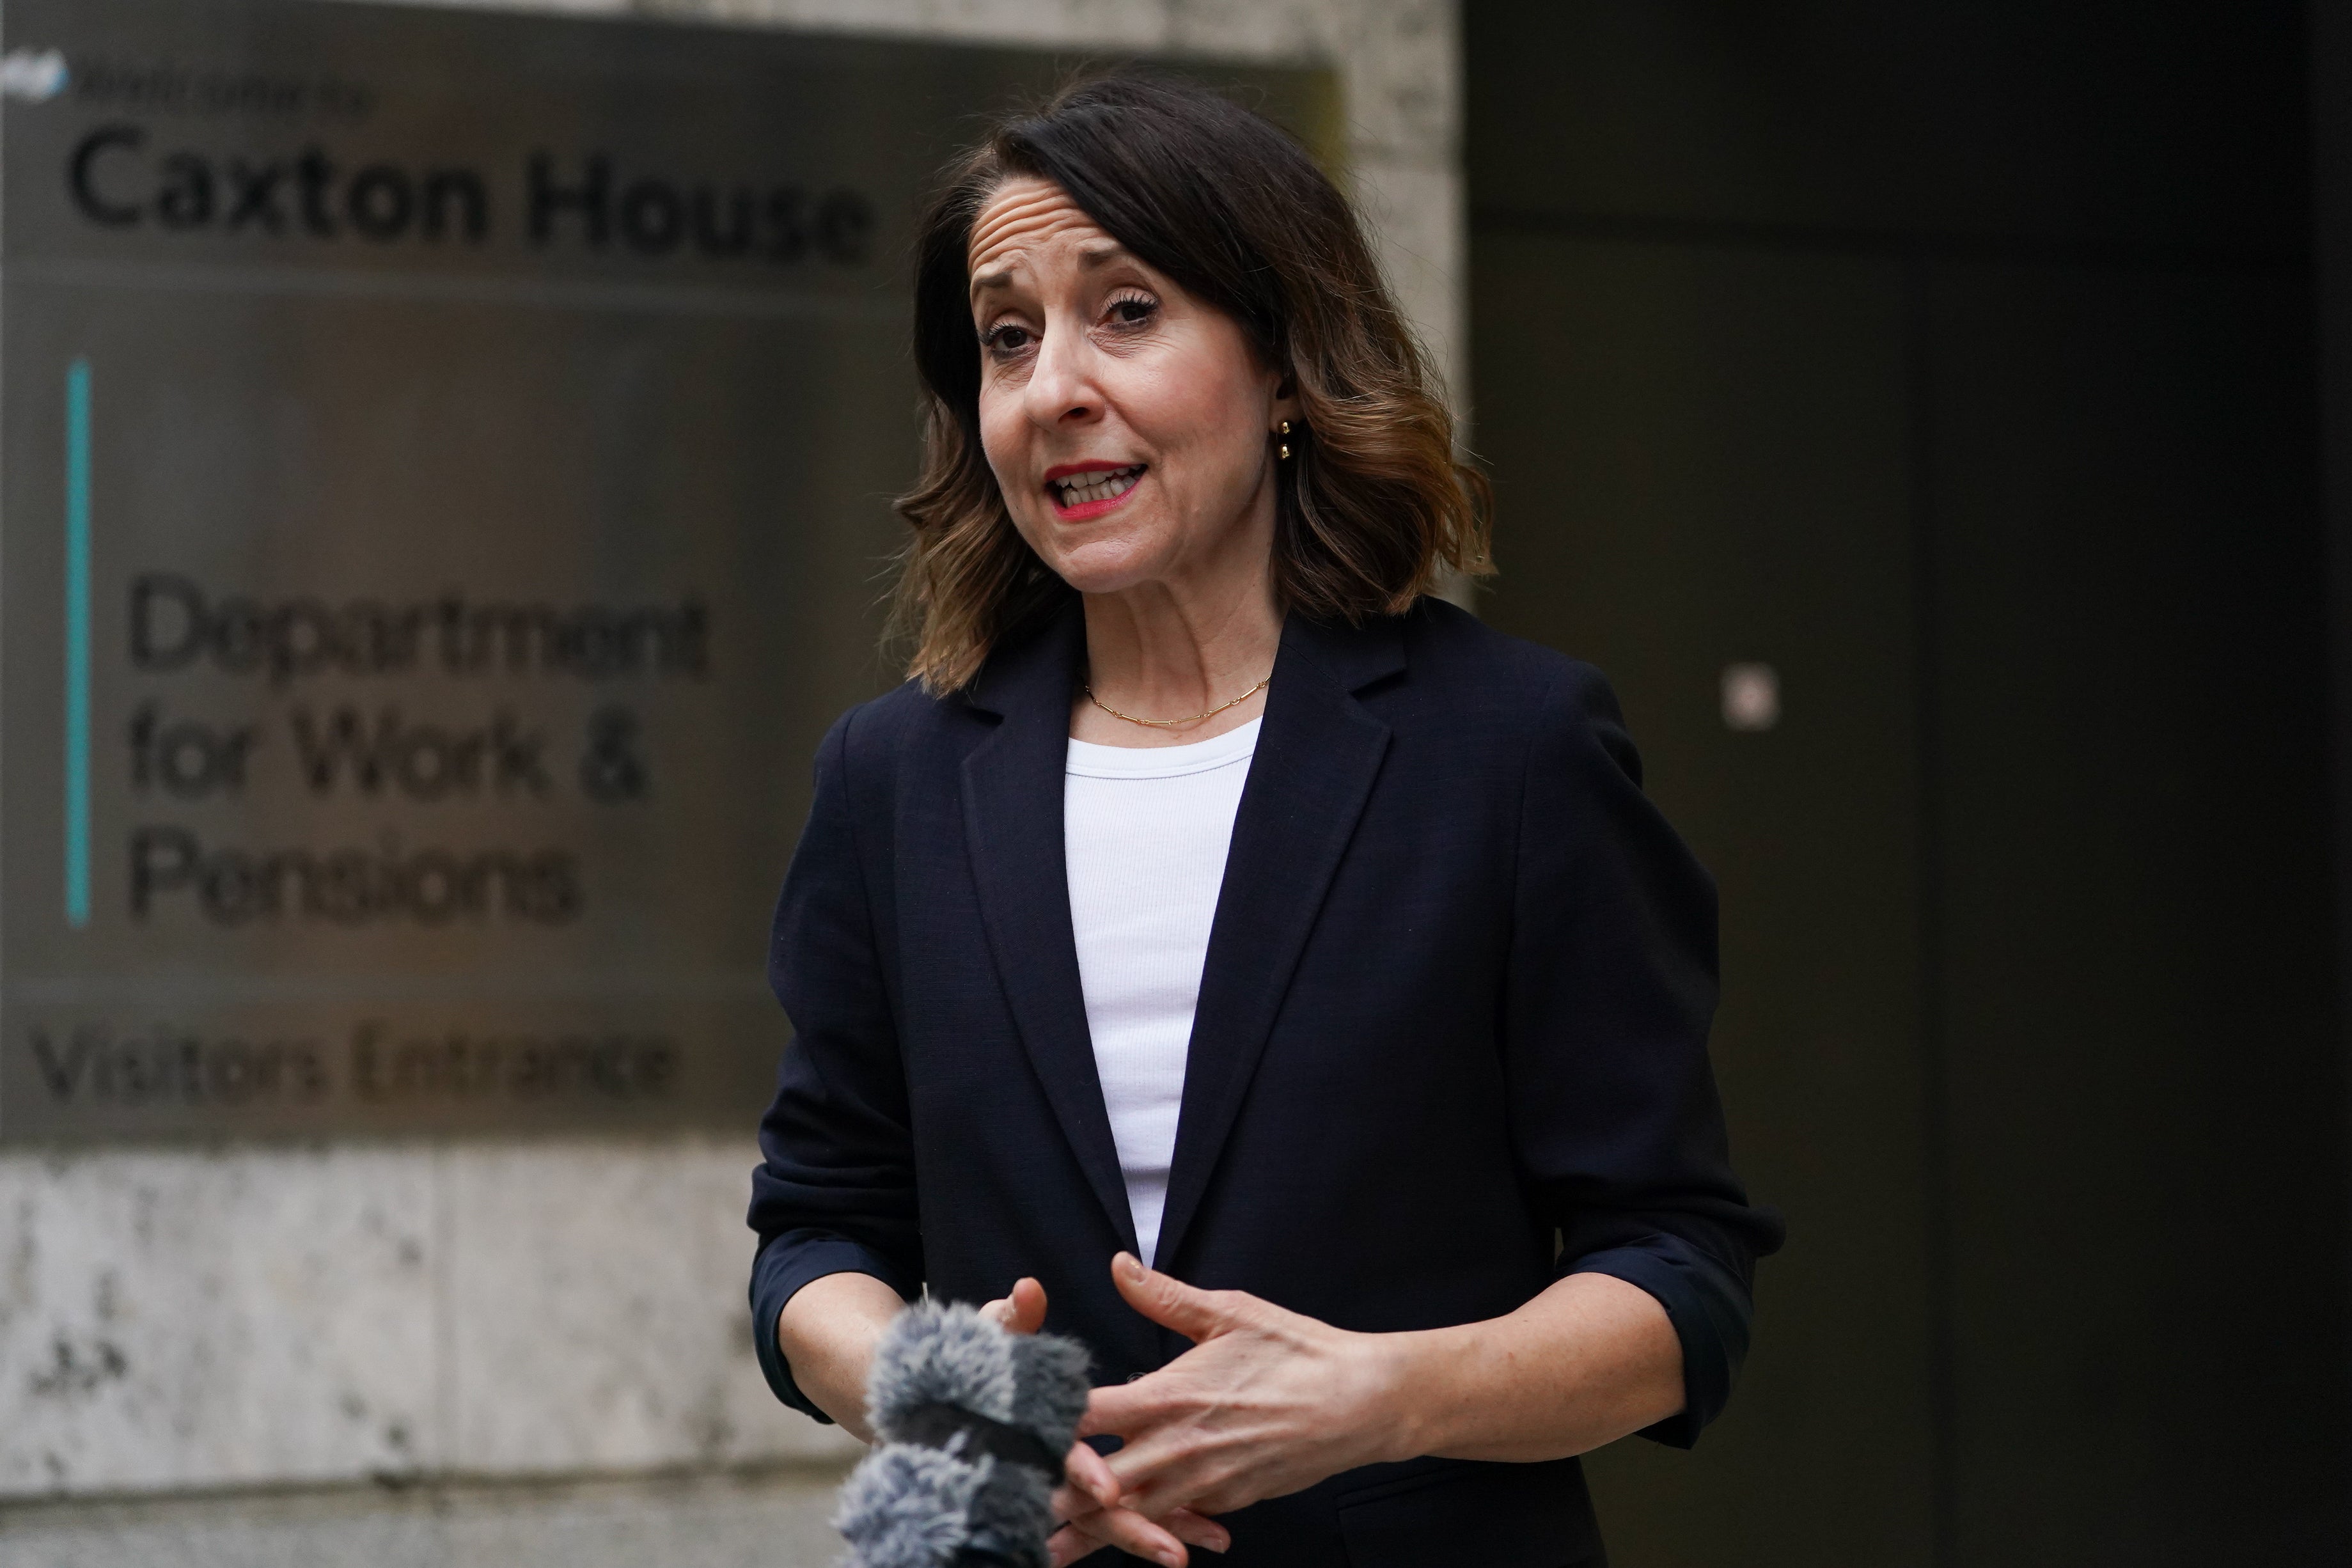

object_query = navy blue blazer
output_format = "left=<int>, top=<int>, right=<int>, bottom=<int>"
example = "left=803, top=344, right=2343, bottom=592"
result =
left=749, top=596, right=1782, bottom=1568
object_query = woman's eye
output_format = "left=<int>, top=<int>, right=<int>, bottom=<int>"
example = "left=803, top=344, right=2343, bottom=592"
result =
left=1107, top=296, right=1157, bottom=327
left=980, top=323, right=1033, bottom=356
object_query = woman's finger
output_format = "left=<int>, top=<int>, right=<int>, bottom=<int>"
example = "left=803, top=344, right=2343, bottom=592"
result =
left=1058, top=1447, right=1227, bottom=1552
left=1076, top=1377, right=1166, bottom=1439
left=1046, top=1523, right=1106, bottom=1567
left=1105, top=1439, right=1229, bottom=1521
left=1108, top=1253, right=1240, bottom=1344
left=1052, top=1509, right=1226, bottom=1566
left=982, top=1276, right=1050, bottom=1333
left=1160, top=1507, right=1231, bottom=1555
left=1054, top=1441, right=1124, bottom=1517
left=1051, top=1445, right=1193, bottom=1566
left=1053, top=1503, right=1190, bottom=1567
left=1006, top=1276, right=1048, bottom=1333
left=1051, top=1451, right=1227, bottom=1562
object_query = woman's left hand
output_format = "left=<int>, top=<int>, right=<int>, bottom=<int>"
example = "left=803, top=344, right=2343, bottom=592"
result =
left=1076, top=1253, right=1413, bottom=1523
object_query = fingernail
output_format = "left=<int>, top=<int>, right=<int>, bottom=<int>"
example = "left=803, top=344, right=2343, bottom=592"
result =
left=1116, top=1253, right=1145, bottom=1283
left=1157, top=1552, right=1184, bottom=1568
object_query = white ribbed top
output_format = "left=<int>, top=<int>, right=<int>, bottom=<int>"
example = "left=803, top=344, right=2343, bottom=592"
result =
left=1063, top=718, right=1260, bottom=1266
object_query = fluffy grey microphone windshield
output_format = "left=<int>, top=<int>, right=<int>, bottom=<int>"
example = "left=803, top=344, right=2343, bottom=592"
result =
left=835, top=1303, right=1092, bottom=1568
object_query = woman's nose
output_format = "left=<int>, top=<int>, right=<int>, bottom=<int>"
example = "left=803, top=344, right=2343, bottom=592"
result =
left=1023, top=322, right=1101, bottom=428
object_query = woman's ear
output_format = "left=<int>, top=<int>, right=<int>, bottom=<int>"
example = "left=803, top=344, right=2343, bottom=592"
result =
left=1271, top=368, right=1303, bottom=429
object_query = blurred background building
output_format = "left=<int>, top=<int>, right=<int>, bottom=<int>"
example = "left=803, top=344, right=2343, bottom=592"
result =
left=3, top=2, right=2349, bottom=1566
left=1476, top=7, right=2343, bottom=1564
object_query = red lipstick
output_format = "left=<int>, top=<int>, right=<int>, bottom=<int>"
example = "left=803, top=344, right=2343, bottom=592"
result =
left=1043, top=460, right=1146, bottom=521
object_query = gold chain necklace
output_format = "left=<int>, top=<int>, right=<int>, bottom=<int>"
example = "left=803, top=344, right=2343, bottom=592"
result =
left=1084, top=676, right=1271, bottom=730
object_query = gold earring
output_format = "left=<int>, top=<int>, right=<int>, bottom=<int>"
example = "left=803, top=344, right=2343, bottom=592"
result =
left=1278, top=419, right=1293, bottom=460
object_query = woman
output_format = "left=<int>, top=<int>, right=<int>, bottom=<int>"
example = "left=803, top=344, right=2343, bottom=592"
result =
left=748, top=74, right=1780, bottom=1568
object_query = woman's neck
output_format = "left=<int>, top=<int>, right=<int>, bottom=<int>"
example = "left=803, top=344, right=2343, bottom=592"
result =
left=1072, top=574, right=1282, bottom=748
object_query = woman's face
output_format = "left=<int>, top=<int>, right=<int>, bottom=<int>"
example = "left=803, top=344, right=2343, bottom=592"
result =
left=967, top=177, right=1295, bottom=597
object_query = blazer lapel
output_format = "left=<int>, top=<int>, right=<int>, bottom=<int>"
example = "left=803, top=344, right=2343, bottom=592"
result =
left=1152, top=613, right=1404, bottom=1273
left=959, top=603, right=1138, bottom=1250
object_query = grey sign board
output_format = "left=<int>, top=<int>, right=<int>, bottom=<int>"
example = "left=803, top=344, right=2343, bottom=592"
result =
left=0, top=0, right=1335, bottom=1141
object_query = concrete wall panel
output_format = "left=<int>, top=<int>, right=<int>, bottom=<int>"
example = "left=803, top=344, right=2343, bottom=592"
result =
left=441, top=1137, right=857, bottom=1475
left=0, top=1146, right=438, bottom=1494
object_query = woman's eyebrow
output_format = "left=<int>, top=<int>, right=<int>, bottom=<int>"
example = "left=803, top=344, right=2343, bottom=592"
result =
left=969, top=246, right=1132, bottom=305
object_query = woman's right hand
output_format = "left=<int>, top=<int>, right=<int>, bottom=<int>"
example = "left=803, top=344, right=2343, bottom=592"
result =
left=981, top=1278, right=1230, bottom=1567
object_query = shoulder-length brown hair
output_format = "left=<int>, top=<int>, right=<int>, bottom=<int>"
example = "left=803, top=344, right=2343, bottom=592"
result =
left=895, top=72, right=1491, bottom=693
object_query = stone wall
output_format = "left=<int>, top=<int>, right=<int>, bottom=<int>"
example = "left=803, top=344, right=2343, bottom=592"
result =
left=0, top=0, right=1462, bottom=1535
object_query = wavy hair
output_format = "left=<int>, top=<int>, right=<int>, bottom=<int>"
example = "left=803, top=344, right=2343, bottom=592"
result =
left=895, top=72, right=1492, bottom=692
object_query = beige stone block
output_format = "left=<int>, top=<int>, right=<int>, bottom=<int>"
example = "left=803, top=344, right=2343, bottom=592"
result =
left=435, top=1466, right=849, bottom=1568
left=917, top=0, right=1175, bottom=51
left=1167, top=0, right=1324, bottom=61
left=316, top=0, right=634, bottom=15
left=0, top=1466, right=854, bottom=1568
left=623, top=0, right=1172, bottom=49
left=1351, top=159, right=1468, bottom=407
left=1334, top=0, right=1457, bottom=164
left=0, top=1145, right=439, bottom=1498
left=1173, top=0, right=1458, bottom=163
left=629, top=0, right=934, bottom=36
left=441, top=1136, right=859, bottom=1475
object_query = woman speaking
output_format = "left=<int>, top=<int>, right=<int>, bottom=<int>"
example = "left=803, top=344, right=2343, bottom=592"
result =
left=748, top=75, right=1781, bottom=1568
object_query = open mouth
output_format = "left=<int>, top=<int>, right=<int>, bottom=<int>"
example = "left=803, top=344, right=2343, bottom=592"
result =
left=1047, top=464, right=1145, bottom=509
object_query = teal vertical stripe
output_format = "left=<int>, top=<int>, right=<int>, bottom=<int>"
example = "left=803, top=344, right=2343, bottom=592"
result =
left=65, top=359, right=91, bottom=930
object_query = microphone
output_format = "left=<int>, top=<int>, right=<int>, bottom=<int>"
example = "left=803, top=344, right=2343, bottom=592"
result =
left=835, top=1301, right=1093, bottom=1568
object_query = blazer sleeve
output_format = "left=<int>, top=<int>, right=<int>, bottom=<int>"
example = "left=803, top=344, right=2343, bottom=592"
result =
left=746, top=707, right=923, bottom=1422
left=1505, top=662, right=1785, bottom=1448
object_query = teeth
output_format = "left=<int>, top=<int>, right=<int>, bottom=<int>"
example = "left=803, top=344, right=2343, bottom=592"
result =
left=1053, top=466, right=1143, bottom=506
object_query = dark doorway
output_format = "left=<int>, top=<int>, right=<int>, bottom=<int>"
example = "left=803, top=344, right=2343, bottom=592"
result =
left=1466, top=5, right=2346, bottom=1562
